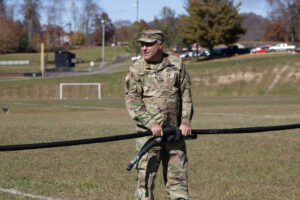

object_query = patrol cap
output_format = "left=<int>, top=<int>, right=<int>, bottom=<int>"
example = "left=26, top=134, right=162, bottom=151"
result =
left=138, top=29, right=164, bottom=43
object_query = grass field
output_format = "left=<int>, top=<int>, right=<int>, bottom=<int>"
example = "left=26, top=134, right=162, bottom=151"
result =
left=0, top=96, right=299, bottom=200
left=0, top=52, right=299, bottom=199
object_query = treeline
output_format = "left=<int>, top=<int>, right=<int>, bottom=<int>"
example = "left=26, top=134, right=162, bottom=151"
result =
left=241, top=0, right=300, bottom=43
left=0, top=0, right=115, bottom=54
left=0, top=0, right=299, bottom=55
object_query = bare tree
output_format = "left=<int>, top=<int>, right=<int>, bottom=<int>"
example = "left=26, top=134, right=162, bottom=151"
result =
left=0, top=0, right=5, bottom=19
left=266, top=0, right=300, bottom=42
left=22, top=0, right=41, bottom=44
left=80, top=0, right=100, bottom=46
left=70, top=1, right=78, bottom=32
left=114, top=20, right=132, bottom=43
left=48, top=0, right=64, bottom=47
left=91, top=12, right=115, bottom=46
left=153, top=6, right=178, bottom=48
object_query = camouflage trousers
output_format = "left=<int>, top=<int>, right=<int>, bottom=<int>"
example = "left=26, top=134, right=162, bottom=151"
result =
left=134, top=137, right=189, bottom=200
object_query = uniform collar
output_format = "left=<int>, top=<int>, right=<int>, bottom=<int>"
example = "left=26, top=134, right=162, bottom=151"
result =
left=144, top=53, right=171, bottom=71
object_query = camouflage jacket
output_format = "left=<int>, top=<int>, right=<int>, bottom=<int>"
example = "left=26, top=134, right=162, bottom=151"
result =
left=125, top=53, right=193, bottom=131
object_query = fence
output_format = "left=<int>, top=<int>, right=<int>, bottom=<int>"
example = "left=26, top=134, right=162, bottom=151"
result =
left=0, top=60, right=30, bottom=65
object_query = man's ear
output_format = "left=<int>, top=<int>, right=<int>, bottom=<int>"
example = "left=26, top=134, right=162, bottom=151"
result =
left=158, top=41, right=163, bottom=50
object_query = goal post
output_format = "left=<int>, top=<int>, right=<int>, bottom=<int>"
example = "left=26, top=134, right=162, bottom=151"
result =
left=59, top=83, right=101, bottom=100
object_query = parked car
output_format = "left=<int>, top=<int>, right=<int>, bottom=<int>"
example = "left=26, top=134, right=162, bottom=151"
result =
left=221, top=45, right=251, bottom=56
left=251, top=46, right=270, bottom=54
left=259, top=46, right=269, bottom=53
left=267, top=43, right=296, bottom=52
left=203, top=48, right=223, bottom=57
left=251, top=47, right=261, bottom=54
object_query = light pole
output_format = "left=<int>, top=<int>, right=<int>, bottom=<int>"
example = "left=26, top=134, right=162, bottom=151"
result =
left=101, top=19, right=105, bottom=66
left=135, top=0, right=139, bottom=22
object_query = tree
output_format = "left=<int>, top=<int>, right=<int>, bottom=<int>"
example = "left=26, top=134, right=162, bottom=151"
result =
left=153, top=7, right=179, bottom=49
left=70, top=1, right=79, bottom=46
left=180, top=0, right=246, bottom=56
left=0, top=1, right=25, bottom=54
left=124, top=20, right=149, bottom=56
left=80, top=0, right=100, bottom=46
left=91, top=12, right=115, bottom=46
left=42, top=24, right=64, bottom=49
left=0, top=18, right=22, bottom=53
left=18, top=32, right=30, bottom=52
left=46, top=0, right=64, bottom=47
left=0, top=0, right=5, bottom=19
left=74, top=31, right=85, bottom=45
left=22, top=0, right=41, bottom=48
left=114, top=20, right=132, bottom=43
left=265, top=0, right=300, bottom=42
left=262, top=18, right=286, bottom=41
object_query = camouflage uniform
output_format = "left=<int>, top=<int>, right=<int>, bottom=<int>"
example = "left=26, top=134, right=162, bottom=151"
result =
left=125, top=31, right=193, bottom=200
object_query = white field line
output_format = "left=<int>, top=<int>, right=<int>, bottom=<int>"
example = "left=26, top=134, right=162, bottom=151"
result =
left=8, top=102, right=40, bottom=106
left=201, top=112, right=298, bottom=119
left=0, top=187, right=62, bottom=200
left=62, top=105, right=119, bottom=110
left=6, top=102, right=119, bottom=111
left=4, top=102, right=298, bottom=118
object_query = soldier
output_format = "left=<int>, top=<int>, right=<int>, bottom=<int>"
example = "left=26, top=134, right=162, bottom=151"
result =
left=125, top=29, right=193, bottom=200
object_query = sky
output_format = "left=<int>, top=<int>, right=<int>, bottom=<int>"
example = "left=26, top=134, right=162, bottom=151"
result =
left=100, top=0, right=269, bottom=23
left=6, top=0, right=269, bottom=25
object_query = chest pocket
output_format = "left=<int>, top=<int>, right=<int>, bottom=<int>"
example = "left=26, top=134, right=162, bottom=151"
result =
left=164, top=67, right=180, bottom=90
left=140, top=67, right=180, bottom=97
left=140, top=72, right=158, bottom=96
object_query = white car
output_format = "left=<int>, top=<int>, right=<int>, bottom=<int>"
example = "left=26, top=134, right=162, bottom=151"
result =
left=268, top=43, right=296, bottom=52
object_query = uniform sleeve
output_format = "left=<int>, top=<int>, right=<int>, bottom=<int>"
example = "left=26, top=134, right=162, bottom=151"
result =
left=179, top=61, right=194, bottom=126
left=125, top=66, right=158, bottom=129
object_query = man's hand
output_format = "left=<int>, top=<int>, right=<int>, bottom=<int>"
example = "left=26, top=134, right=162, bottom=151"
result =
left=179, top=124, right=192, bottom=136
left=151, top=124, right=163, bottom=137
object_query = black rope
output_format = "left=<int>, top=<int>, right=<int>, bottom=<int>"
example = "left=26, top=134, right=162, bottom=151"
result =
left=0, top=123, right=299, bottom=152
left=192, top=123, right=300, bottom=134
left=0, top=131, right=152, bottom=151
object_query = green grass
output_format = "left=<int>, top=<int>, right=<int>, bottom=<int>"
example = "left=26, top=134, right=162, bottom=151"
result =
left=0, top=46, right=130, bottom=73
left=1, top=53, right=299, bottom=100
left=0, top=53, right=299, bottom=199
left=0, top=96, right=299, bottom=200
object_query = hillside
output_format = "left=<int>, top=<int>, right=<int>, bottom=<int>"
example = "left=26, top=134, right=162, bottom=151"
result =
left=240, top=12, right=267, bottom=41
left=0, top=54, right=299, bottom=101
left=188, top=54, right=300, bottom=96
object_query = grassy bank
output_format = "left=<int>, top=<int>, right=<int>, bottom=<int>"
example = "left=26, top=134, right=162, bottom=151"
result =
left=188, top=54, right=300, bottom=96
left=0, top=53, right=299, bottom=101
left=0, top=46, right=129, bottom=73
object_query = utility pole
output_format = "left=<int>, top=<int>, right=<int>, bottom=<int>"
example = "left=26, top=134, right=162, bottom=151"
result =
left=101, top=19, right=105, bottom=66
left=40, top=43, right=45, bottom=77
left=135, top=0, right=139, bottom=22
left=113, top=34, right=116, bottom=59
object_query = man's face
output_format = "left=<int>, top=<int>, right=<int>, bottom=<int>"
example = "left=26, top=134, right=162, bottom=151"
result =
left=140, top=41, right=163, bottom=62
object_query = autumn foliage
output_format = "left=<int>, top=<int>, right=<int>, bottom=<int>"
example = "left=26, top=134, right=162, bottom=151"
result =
left=0, top=17, right=24, bottom=54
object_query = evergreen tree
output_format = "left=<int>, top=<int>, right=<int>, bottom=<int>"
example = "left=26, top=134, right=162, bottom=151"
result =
left=181, top=0, right=246, bottom=56
left=123, top=20, right=149, bottom=56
